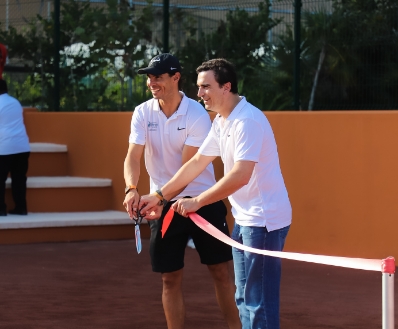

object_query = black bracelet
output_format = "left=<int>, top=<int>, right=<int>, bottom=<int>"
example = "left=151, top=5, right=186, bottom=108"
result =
left=155, top=189, right=164, bottom=199
left=157, top=198, right=167, bottom=206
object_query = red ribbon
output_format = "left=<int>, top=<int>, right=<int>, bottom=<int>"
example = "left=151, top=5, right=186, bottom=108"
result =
left=162, top=208, right=390, bottom=272
left=161, top=207, right=174, bottom=238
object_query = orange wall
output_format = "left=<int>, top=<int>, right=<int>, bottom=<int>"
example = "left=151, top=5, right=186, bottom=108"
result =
left=23, top=111, right=398, bottom=260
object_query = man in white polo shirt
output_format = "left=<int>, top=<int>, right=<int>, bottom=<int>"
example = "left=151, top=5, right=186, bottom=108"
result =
left=140, top=58, right=292, bottom=329
left=122, top=54, right=240, bottom=329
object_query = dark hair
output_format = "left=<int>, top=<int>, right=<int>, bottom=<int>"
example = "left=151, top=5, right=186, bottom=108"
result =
left=0, top=79, right=8, bottom=94
left=196, top=58, right=238, bottom=94
left=168, top=71, right=183, bottom=91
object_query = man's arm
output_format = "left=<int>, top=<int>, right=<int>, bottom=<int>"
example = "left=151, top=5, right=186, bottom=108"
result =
left=163, top=150, right=214, bottom=201
left=139, top=151, right=215, bottom=217
left=164, top=144, right=200, bottom=199
left=173, top=160, right=255, bottom=217
left=123, top=143, right=144, bottom=219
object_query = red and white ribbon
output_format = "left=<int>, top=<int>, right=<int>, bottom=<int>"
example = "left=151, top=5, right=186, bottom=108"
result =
left=162, top=208, right=395, bottom=273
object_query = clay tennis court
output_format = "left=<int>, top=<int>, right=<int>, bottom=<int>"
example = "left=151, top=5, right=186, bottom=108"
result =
left=0, top=238, right=395, bottom=329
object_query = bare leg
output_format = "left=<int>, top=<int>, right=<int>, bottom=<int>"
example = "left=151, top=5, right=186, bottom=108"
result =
left=161, top=269, right=185, bottom=329
left=208, top=261, right=241, bottom=329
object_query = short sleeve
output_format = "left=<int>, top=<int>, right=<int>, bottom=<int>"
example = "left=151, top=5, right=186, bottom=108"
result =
left=198, top=122, right=221, bottom=156
left=128, top=107, right=146, bottom=145
left=185, top=112, right=212, bottom=147
left=234, top=119, right=264, bottom=162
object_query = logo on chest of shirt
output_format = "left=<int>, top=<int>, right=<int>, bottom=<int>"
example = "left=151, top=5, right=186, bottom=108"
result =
left=147, top=121, right=159, bottom=131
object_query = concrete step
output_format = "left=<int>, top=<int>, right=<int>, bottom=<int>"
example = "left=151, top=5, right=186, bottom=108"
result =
left=30, top=143, right=68, bottom=153
left=0, top=211, right=150, bottom=244
left=0, top=210, right=141, bottom=229
left=6, top=176, right=112, bottom=188
left=29, top=143, right=68, bottom=176
left=5, top=176, right=113, bottom=212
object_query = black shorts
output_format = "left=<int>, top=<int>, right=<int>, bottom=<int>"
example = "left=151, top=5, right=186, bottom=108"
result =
left=148, top=200, right=233, bottom=273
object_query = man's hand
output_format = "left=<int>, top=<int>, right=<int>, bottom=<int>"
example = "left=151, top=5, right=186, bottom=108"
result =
left=172, top=198, right=201, bottom=217
left=123, top=189, right=140, bottom=219
left=142, top=204, right=164, bottom=220
left=138, top=194, right=164, bottom=220
left=139, top=193, right=162, bottom=214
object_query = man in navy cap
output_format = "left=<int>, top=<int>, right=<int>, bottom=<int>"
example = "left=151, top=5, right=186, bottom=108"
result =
left=123, top=54, right=240, bottom=329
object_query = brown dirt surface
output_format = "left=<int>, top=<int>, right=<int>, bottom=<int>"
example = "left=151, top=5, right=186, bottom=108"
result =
left=0, top=239, right=396, bottom=329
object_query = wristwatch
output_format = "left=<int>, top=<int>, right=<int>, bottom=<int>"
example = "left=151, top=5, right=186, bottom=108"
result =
left=155, top=189, right=168, bottom=207
left=125, top=185, right=138, bottom=195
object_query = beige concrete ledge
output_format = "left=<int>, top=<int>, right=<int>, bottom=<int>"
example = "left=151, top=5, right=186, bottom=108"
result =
left=6, top=176, right=112, bottom=189
left=0, top=210, right=146, bottom=229
left=30, top=143, right=68, bottom=153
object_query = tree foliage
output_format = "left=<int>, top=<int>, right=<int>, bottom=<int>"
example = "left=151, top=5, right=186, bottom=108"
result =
left=0, top=0, right=154, bottom=110
left=176, top=1, right=286, bottom=109
left=271, top=0, right=398, bottom=110
left=1, top=0, right=397, bottom=111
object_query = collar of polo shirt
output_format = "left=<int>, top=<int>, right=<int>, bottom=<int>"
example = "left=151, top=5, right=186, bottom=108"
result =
left=154, top=91, right=189, bottom=117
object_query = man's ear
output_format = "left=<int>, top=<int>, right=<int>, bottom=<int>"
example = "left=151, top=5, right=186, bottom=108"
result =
left=174, top=72, right=181, bottom=82
left=223, top=82, right=231, bottom=92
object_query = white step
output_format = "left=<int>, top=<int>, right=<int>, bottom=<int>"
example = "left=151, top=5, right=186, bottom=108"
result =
left=30, top=143, right=67, bottom=153
left=0, top=211, right=147, bottom=229
left=6, top=176, right=112, bottom=189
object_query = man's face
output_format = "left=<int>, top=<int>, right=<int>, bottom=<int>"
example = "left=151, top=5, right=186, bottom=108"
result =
left=147, top=73, right=178, bottom=100
left=197, top=70, right=225, bottom=112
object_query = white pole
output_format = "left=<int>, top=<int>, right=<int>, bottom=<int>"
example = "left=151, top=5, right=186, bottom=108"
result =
left=382, top=273, right=395, bottom=329
left=382, top=257, right=395, bottom=329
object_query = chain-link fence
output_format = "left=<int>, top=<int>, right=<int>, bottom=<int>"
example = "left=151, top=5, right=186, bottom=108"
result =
left=0, top=0, right=397, bottom=110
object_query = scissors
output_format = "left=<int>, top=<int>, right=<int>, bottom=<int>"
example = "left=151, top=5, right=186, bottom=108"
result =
left=133, top=210, right=144, bottom=254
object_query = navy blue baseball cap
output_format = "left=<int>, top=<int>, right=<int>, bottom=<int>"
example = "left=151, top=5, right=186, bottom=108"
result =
left=137, top=53, right=182, bottom=75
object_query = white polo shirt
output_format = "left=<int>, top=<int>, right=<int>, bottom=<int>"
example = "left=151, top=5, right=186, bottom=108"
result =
left=198, top=97, right=292, bottom=231
left=129, top=92, right=216, bottom=199
left=0, top=93, right=30, bottom=155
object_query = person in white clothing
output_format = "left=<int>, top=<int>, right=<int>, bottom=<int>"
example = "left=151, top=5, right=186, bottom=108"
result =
left=122, top=54, right=240, bottom=329
left=140, top=58, right=292, bottom=329
left=0, top=79, right=30, bottom=216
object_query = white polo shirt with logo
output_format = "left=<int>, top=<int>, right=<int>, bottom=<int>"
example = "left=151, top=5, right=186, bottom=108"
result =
left=198, top=97, right=292, bottom=231
left=129, top=92, right=216, bottom=200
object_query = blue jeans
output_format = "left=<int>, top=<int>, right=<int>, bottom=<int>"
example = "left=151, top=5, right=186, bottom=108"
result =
left=231, top=224, right=290, bottom=329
